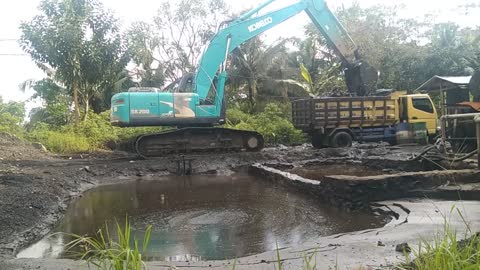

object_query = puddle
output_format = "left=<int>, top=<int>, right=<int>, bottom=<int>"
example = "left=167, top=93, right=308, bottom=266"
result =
left=291, top=164, right=388, bottom=180
left=18, top=174, right=388, bottom=261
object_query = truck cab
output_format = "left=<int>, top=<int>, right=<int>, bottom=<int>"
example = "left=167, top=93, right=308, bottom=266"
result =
left=399, top=94, right=438, bottom=136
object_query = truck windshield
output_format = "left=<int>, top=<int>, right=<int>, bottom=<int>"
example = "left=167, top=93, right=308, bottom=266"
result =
left=412, top=98, right=434, bottom=114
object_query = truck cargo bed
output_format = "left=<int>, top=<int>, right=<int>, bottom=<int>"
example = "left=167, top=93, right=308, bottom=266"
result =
left=292, top=96, right=398, bottom=131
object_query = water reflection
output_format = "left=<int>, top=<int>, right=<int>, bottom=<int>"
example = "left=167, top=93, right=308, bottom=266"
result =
left=17, top=174, right=388, bottom=261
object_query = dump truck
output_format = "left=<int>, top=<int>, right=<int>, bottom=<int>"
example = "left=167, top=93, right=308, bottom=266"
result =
left=292, top=92, right=438, bottom=148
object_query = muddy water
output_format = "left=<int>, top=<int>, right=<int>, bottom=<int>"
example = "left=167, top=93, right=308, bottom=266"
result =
left=17, top=174, right=388, bottom=261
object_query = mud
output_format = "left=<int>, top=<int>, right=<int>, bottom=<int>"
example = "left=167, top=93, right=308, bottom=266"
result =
left=291, top=164, right=388, bottom=179
left=252, top=162, right=480, bottom=209
left=0, top=137, right=479, bottom=268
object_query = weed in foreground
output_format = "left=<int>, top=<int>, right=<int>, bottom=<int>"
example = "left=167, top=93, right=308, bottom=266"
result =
left=398, top=207, right=480, bottom=270
left=63, top=217, right=152, bottom=270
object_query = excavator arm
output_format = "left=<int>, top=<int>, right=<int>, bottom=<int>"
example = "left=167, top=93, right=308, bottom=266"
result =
left=194, top=0, right=378, bottom=99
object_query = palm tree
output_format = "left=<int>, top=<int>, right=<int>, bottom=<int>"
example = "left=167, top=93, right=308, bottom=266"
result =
left=229, top=37, right=310, bottom=105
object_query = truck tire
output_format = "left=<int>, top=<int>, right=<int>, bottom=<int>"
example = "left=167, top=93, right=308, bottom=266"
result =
left=331, top=131, right=353, bottom=148
left=311, top=134, right=324, bottom=149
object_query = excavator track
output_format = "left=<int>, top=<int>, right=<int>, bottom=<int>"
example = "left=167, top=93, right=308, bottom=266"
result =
left=135, top=127, right=264, bottom=158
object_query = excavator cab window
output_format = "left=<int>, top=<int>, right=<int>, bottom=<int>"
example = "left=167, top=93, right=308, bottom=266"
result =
left=183, top=77, right=194, bottom=93
left=178, top=73, right=195, bottom=93
left=162, top=79, right=180, bottom=93
left=162, top=73, right=195, bottom=93
left=200, top=76, right=218, bottom=105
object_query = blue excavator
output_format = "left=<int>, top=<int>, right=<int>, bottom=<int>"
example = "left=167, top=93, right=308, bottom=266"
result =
left=111, top=0, right=378, bottom=157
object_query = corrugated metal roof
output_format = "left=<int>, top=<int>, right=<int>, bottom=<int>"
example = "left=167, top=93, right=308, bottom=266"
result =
left=435, top=76, right=472, bottom=85
left=416, top=75, right=472, bottom=92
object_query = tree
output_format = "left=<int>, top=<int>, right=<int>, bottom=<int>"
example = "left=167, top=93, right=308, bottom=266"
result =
left=229, top=37, right=310, bottom=108
left=334, top=4, right=428, bottom=91
left=20, top=0, right=129, bottom=121
left=0, top=97, right=25, bottom=135
left=290, top=24, right=348, bottom=96
left=28, top=79, right=71, bottom=127
left=152, top=0, right=228, bottom=82
left=334, top=5, right=479, bottom=91
left=460, top=27, right=480, bottom=72
left=126, top=22, right=165, bottom=88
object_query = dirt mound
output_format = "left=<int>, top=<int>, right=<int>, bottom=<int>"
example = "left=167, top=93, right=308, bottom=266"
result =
left=0, top=133, right=50, bottom=161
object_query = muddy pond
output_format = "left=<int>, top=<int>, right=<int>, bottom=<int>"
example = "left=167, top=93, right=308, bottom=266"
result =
left=17, top=174, right=388, bottom=261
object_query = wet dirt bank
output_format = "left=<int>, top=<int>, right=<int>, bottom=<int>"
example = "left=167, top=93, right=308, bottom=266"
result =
left=251, top=162, right=480, bottom=209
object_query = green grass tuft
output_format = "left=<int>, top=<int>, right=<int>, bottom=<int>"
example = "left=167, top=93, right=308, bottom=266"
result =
left=63, top=217, right=152, bottom=270
left=398, top=207, right=480, bottom=270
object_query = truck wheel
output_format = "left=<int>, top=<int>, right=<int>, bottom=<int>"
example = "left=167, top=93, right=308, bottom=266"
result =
left=311, top=134, right=324, bottom=149
left=331, top=131, right=353, bottom=148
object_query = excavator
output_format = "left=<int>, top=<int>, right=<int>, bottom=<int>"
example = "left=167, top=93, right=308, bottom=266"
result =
left=111, top=0, right=378, bottom=157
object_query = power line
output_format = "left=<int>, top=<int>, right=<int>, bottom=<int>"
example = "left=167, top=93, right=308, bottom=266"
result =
left=0, top=53, right=28, bottom=56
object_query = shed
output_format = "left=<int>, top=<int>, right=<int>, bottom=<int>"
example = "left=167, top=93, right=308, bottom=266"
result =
left=416, top=76, right=472, bottom=116
left=415, top=76, right=472, bottom=92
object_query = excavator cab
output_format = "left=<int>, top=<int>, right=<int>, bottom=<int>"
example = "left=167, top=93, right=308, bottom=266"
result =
left=162, top=73, right=195, bottom=93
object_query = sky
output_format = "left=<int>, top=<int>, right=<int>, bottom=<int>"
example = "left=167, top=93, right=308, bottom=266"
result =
left=0, top=0, right=479, bottom=105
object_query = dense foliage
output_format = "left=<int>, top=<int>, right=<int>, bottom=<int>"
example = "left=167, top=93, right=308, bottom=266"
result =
left=0, top=97, right=25, bottom=136
left=227, top=103, right=304, bottom=145
left=24, top=111, right=164, bottom=153
left=6, top=0, right=479, bottom=153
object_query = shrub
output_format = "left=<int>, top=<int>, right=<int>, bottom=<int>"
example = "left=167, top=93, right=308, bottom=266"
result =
left=0, top=112, right=24, bottom=137
left=227, top=103, right=304, bottom=145
left=26, top=111, right=167, bottom=153
left=226, top=107, right=251, bottom=126
left=71, top=111, right=117, bottom=149
left=27, top=124, right=91, bottom=153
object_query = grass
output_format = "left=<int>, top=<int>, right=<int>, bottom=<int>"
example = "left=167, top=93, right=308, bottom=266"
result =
left=398, top=207, right=480, bottom=270
left=64, top=217, right=152, bottom=270
left=28, top=129, right=91, bottom=153
left=399, top=231, right=480, bottom=270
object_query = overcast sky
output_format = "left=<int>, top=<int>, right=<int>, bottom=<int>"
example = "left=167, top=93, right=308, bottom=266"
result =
left=0, top=0, right=479, bottom=104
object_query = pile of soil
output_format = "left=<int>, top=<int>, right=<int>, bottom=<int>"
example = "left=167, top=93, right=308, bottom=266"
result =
left=0, top=133, right=50, bottom=161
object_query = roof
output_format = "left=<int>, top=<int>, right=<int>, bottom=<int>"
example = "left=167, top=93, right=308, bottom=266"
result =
left=415, top=75, right=472, bottom=92
left=457, top=102, right=480, bottom=112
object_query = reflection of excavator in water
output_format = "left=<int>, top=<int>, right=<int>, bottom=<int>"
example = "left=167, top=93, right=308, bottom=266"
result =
left=111, top=0, right=378, bottom=157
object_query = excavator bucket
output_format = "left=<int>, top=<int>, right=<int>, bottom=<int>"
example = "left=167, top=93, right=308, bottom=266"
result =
left=344, top=61, right=378, bottom=96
